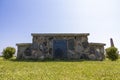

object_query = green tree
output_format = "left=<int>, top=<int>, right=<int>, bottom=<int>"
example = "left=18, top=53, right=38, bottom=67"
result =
left=2, top=47, right=16, bottom=59
left=105, top=47, right=119, bottom=61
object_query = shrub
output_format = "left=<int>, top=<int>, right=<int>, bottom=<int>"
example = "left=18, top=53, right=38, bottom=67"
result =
left=2, top=47, right=16, bottom=59
left=105, top=47, right=119, bottom=61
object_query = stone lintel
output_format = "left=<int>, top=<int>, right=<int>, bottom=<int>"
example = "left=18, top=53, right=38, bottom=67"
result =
left=16, top=43, right=32, bottom=46
left=31, top=33, right=90, bottom=37
left=89, top=43, right=106, bottom=46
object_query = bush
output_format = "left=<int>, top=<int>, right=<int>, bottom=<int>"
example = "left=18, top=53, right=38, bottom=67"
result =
left=105, top=47, right=119, bottom=61
left=2, top=47, right=16, bottom=59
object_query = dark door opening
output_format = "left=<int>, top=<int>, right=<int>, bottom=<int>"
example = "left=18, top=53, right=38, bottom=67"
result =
left=53, top=40, right=67, bottom=59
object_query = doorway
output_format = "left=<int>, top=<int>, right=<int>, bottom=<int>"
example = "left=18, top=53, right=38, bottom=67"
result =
left=53, top=40, right=67, bottom=59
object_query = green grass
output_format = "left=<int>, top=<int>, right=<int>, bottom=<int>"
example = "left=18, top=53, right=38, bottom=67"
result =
left=0, top=58, right=120, bottom=80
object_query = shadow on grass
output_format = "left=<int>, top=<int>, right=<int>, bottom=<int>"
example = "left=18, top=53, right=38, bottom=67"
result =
left=0, top=57, right=103, bottom=62
left=9, top=58, right=102, bottom=62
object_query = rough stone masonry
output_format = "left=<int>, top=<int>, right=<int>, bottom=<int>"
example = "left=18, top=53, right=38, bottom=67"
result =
left=16, top=33, right=106, bottom=60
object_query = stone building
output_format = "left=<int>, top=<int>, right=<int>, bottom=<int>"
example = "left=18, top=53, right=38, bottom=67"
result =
left=16, top=33, right=106, bottom=60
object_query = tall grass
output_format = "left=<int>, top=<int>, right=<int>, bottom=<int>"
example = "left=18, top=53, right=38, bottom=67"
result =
left=0, top=58, right=120, bottom=80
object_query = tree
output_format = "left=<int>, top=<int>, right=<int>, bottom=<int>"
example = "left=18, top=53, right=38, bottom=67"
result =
left=105, top=47, right=119, bottom=61
left=2, top=47, right=16, bottom=59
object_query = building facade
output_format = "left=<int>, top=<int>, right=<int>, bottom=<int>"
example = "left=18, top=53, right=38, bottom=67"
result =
left=16, top=33, right=105, bottom=60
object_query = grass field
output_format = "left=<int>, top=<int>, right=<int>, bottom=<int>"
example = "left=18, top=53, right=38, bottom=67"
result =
left=0, top=58, right=120, bottom=80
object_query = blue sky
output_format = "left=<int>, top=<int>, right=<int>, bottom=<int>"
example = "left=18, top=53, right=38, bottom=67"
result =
left=0, top=0, right=120, bottom=54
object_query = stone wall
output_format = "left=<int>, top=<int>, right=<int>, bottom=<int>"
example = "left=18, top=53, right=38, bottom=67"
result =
left=89, top=43, right=106, bottom=60
left=31, top=33, right=90, bottom=60
left=16, top=43, right=32, bottom=59
left=16, top=33, right=106, bottom=60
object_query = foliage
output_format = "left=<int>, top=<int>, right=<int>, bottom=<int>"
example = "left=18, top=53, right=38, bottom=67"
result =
left=2, top=47, right=16, bottom=59
left=105, top=47, right=119, bottom=61
left=1, top=58, right=120, bottom=80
